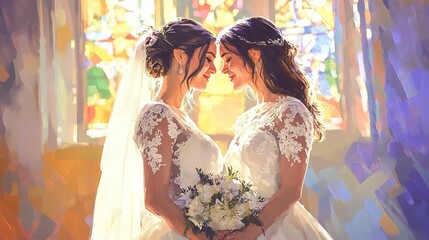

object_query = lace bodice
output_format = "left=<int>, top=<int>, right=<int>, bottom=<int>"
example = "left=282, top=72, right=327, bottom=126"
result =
left=134, top=99, right=224, bottom=201
left=224, top=96, right=314, bottom=198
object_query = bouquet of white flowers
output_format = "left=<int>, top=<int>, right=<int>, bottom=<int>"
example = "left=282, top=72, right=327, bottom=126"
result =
left=178, top=167, right=266, bottom=239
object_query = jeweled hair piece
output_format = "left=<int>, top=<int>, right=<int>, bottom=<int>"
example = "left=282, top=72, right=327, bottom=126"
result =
left=229, top=30, right=285, bottom=46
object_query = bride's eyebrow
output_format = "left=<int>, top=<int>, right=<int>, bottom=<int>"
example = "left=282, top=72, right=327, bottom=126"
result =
left=207, top=52, right=216, bottom=58
left=221, top=52, right=230, bottom=58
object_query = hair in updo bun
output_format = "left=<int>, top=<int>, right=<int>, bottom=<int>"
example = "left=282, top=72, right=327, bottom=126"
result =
left=145, top=18, right=215, bottom=87
left=144, top=30, right=173, bottom=78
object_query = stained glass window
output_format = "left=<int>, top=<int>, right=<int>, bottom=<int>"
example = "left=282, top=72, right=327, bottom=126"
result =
left=275, top=0, right=342, bottom=130
left=82, top=0, right=154, bottom=139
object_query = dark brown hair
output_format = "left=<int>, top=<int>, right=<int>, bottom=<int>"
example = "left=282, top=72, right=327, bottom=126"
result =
left=217, top=16, right=324, bottom=140
left=145, top=18, right=215, bottom=88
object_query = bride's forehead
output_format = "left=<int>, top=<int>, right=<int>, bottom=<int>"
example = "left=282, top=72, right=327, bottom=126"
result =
left=207, top=41, right=216, bottom=50
left=218, top=44, right=231, bottom=56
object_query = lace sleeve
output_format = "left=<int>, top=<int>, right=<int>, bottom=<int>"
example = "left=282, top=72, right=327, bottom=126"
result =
left=274, top=101, right=314, bottom=167
left=232, top=113, right=246, bottom=134
left=134, top=104, right=182, bottom=174
left=233, top=109, right=254, bottom=136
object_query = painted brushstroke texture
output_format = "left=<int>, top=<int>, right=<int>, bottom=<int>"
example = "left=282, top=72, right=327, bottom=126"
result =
left=0, top=0, right=427, bottom=239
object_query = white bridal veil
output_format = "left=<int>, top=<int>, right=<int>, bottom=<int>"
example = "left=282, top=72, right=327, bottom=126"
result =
left=91, top=34, right=152, bottom=240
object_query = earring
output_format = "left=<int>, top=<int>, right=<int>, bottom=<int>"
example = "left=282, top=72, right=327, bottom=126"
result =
left=179, top=64, right=183, bottom=74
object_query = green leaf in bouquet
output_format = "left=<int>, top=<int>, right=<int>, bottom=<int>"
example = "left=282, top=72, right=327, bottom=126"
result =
left=184, top=218, right=216, bottom=240
left=227, top=166, right=239, bottom=180
left=240, top=181, right=252, bottom=193
left=228, top=195, right=241, bottom=209
left=242, top=214, right=264, bottom=227
left=181, top=185, right=198, bottom=199
left=196, top=168, right=214, bottom=185
left=184, top=219, right=195, bottom=235
left=258, top=196, right=267, bottom=203
left=184, top=219, right=203, bottom=238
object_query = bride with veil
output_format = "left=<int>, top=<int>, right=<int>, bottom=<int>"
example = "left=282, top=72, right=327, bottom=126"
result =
left=91, top=18, right=223, bottom=240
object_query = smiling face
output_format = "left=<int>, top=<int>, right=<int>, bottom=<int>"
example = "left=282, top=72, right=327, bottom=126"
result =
left=188, top=41, right=217, bottom=90
left=219, top=43, right=254, bottom=90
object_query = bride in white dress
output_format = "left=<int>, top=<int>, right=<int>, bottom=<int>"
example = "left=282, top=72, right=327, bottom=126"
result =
left=218, top=17, right=333, bottom=240
left=91, top=18, right=223, bottom=240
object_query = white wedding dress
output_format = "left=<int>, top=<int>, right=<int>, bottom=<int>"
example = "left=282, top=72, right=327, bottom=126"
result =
left=224, top=96, right=333, bottom=240
left=134, top=98, right=224, bottom=239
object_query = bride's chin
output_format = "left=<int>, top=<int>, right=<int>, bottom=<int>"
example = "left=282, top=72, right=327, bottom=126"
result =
left=190, top=86, right=206, bottom=91
left=233, top=84, right=245, bottom=91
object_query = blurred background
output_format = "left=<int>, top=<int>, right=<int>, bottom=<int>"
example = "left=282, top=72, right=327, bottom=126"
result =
left=0, top=0, right=428, bottom=239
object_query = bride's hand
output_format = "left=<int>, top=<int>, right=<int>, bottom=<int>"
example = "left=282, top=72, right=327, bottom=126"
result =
left=223, top=226, right=262, bottom=240
left=193, top=232, right=209, bottom=240
left=222, top=231, right=244, bottom=240
left=213, top=230, right=231, bottom=240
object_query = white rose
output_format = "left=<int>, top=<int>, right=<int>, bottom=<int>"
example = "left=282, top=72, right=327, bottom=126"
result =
left=212, top=203, right=246, bottom=230
left=210, top=184, right=221, bottom=194
left=221, top=179, right=240, bottom=194
left=199, top=184, right=217, bottom=203
left=188, top=197, right=205, bottom=218
left=224, top=217, right=245, bottom=230
left=243, top=192, right=257, bottom=210
left=208, top=205, right=228, bottom=230
left=189, top=215, right=204, bottom=229
left=234, top=202, right=250, bottom=219
left=212, top=175, right=222, bottom=183
left=195, top=183, right=204, bottom=192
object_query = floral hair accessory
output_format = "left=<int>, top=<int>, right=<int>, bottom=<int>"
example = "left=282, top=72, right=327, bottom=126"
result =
left=145, top=30, right=158, bottom=47
left=144, top=29, right=174, bottom=48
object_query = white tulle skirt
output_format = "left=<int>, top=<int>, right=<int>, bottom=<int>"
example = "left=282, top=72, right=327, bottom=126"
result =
left=258, top=202, right=333, bottom=240
left=139, top=202, right=332, bottom=240
left=140, top=215, right=187, bottom=240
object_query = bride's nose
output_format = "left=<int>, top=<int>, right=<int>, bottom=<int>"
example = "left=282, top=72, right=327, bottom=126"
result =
left=209, top=61, right=216, bottom=74
left=221, top=61, right=229, bottom=74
